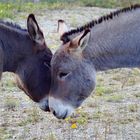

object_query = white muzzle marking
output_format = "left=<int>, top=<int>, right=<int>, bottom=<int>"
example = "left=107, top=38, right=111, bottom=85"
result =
left=49, top=96, right=74, bottom=119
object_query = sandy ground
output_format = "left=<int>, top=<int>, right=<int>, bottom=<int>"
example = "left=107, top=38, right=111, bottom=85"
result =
left=0, top=7, right=140, bottom=140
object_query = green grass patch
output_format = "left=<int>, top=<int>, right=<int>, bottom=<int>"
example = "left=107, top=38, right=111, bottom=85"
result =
left=0, top=3, right=15, bottom=19
left=0, top=2, right=48, bottom=19
left=0, top=1, right=79, bottom=19
left=78, top=0, right=140, bottom=8
left=4, top=97, right=19, bottom=110
left=105, top=94, right=124, bottom=102
left=1, top=73, right=15, bottom=88
left=65, top=110, right=90, bottom=125
left=95, top=86, right=114, bottom=96
left=0, top=127, right=13, bottom=140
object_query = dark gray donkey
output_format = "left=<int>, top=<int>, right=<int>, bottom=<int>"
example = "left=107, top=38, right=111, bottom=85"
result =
left=49, top=4, right=140, bottom=119
left=0, top=14, right=52, bottom=111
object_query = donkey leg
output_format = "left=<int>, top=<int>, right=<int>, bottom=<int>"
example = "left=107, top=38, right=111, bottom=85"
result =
left=0, top=47, right=3, bottom=80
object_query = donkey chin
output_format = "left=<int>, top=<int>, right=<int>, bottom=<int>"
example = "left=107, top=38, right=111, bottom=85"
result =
left=48, top=96, right=75, bottom=119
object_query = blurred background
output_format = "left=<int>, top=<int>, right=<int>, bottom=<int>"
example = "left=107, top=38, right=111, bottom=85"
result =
left=1, top=0, right=140, bottom=19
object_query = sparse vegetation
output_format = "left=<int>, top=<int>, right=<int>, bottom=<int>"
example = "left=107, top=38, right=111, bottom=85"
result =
left=4, top=97, right=19, bottom=110
left=134, top=93, right=140, bottom=98
left=18, top=107, right=42, bottom=126
left=92, top=111, right=102, bottom=120
left=95, top=85, right=114, bottom=96
left=65, top=109, right=90, bottom=125
left=46, top=132, right=56, bottom=140
left=128, top=104, right=138, bottom=112
left=118, top=117, right=135, bottom=124
left=105, top=94, right=124, bottom=102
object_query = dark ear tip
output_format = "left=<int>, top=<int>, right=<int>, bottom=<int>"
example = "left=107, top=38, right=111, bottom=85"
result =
left=85, top=28, right=90, bottom=33
left=27, top=13, right=36, bottom=21
left=58, top=19, right=65, bottom=23
left=82, top=28, right=90, bottom=38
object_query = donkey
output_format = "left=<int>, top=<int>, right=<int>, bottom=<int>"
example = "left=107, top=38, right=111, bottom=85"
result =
left=0, top=14, right=52, bottom=111
left=48, top=4, right=140, bottom=119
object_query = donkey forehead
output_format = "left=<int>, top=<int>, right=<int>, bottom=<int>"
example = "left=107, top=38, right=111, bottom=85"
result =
left=51, top=50, right=82, bottom=70
left=52, top=41, right=72, bottom=60
left=52, top=42, right=83, bottom=64
left=52, top=48, right=69, bottom=63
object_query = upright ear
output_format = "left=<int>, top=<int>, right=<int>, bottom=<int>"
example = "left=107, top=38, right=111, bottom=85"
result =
left=27, top=14, right=45, bottom=45
left=57, top=20, right=69, bottom=37
left=69, top=29, right=90, bottom=53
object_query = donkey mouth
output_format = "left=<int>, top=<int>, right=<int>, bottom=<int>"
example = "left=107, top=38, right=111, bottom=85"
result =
left=49, top=97, right=75, bottom=119
left=43, top=106, right=50, bottom=112
left=38, top=99, right=50, bottom=112
left=39, top=104, right=50, bottom=112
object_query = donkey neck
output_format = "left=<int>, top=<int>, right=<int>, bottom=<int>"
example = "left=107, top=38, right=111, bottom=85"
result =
left=0, top=23, right=33, bottom=72
left=84, top=8, right=140, bottom=71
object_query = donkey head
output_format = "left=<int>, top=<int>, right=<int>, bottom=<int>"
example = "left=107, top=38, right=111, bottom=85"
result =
left=15, top=14, right=52, bottom=111
left=49, top=20, right=96, bottom=119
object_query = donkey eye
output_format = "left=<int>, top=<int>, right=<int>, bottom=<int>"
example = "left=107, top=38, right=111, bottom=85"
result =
left=59, top=72, right=69, bottom=78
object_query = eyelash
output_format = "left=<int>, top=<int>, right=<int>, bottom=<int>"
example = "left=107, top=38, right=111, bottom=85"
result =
left=59, top=72, right=68, bottom=78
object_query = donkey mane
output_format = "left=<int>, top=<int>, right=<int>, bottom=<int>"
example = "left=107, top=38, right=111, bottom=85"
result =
left=61, top=4, right=140, bottom=43
left=0, top=20, right=27, bottom=32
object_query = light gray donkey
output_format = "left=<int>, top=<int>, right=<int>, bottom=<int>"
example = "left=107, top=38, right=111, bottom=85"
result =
left=48, top=5, right=140, bottom=119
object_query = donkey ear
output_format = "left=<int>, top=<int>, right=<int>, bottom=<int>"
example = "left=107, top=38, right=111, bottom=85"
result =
left=57, top=20, right=69, bottom=37
left=27, top=14, right=44, bottom=45
left=69, top=29, right=90, bottom=52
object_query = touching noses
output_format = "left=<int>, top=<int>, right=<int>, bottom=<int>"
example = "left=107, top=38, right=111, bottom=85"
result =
left=49, top=96, right=74, bottom=119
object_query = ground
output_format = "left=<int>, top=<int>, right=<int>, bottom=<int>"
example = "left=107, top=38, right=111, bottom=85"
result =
left=0, top=7, right=140, bottom=140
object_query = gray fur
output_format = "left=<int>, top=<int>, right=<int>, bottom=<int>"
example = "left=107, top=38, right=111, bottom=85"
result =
left=50, top=7, right=140, bottom=119
left=0, top=45, right=3, bottom=79
left=0, top=15, right=52, bottom=111
left=86, top=8, right=140, bottom=71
